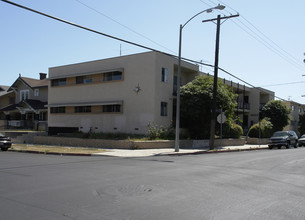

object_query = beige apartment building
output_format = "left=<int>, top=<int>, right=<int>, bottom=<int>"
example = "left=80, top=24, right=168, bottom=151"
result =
left=283, top=100, right=305, bottom=134
left=47, top=51, right=275, bottom=135
left=47, top=52, right=198, bottom=135
left=227, top=81, right=274, bottom=132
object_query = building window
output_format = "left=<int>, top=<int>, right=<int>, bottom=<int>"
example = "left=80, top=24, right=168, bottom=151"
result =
left=103, top=71, right=123, bottom=82
left=34, top=89, right=39, bottom=97
left=103, top=104, right=121, bottom=113
left=161, top=102, right=168, bottom=116
left=162, top=68, right=168, bottom=82
left=20, top=90, right=29, bottom=101
left=75, top=106, right=91, bottom=113
left=39, top=112, right=47, bottom=121
left=51, top=78, right=66, bottom=87
left=76, top=76, right=93, bottom=84
left=50, top=107, right=66, bottom=113
left=291, top=105, right=295, bottom=111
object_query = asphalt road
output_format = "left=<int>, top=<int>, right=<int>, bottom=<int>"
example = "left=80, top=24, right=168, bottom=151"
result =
left=1, top=148, right=305, bottom=220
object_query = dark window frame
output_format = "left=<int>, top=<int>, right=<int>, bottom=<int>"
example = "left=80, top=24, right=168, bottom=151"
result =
left=161, top=102, right=168, bottom=116
left=50, top=107, right=66, bottom=114
left=75, top=106, right=92, bottom=113
left=103, top=71, right=123, bottom=82
left=161, top=67, right=168, bottom=83
left=51, top=78, right=67, bottom=87
left=76, top=76, right=93, bottom=84
left=102, top=104, right=121, bottom=113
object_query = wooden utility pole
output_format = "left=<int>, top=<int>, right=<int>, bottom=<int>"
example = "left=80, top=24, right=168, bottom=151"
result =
left=202, top=14, right=239, bottom=150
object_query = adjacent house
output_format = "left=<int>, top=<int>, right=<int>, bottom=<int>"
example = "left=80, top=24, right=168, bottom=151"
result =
left=47, top=51, right=275, bottom=135
left=0, top=85, right=15, bottom=129
left=0, top=73, right=48, bottom=130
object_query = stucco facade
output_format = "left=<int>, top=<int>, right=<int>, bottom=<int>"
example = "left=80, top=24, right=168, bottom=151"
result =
left=283, top=101, right=305, bottom=135
left=47, top=51, right=198, bottom=134
left=224, top=80, right=274, bottom=132
left=47, top=51, right=275, bottom=135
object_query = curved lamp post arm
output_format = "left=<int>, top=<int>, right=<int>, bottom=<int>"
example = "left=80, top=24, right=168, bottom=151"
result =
left=182, top=4, right=225, bottom=29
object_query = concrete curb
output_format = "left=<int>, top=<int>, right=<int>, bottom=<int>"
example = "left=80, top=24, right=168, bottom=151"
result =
left=8, top=145, right=269, bottom=157
left=9, top=149, right=92, bottom=157
left=163, top=146, right=269, bottom=156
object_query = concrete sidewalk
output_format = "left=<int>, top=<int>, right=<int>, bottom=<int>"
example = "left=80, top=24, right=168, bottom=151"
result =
left=93, top=144, right=269, bottom=157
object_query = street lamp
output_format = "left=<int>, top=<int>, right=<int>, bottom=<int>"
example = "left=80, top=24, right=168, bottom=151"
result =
left=175, top=4, right=225, bottom=152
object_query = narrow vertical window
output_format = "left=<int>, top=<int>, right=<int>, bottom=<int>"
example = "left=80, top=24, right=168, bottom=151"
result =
left=34, top=89, right=39, bottom=97
left=161, top=102, right=168, bottom=116
left=161, top=68, right=168, bottom=83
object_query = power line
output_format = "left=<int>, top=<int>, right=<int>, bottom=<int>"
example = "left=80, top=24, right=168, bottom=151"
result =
left=73, top=0, right=177, bottom=55
left=1, top=0, right=293, bottom=103
left=261, top=81, right=305, bottom=88
left=201, top=0, right=305, bottom=72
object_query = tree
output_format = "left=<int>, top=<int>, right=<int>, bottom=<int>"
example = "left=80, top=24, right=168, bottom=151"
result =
left=180, top=75, right=237, bottom=139
left=298, top=113, right=305, bottom=135
left=261, top=100, right=290, bottom=132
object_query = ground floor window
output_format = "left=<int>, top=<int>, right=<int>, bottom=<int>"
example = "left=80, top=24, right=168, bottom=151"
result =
left=103, top=104, right=121, bottom=113
left=40, top=111, right=47, bottom=121
left=75, top=106, right=91, bottom=113
left=161, top=102, right=168, bottom=116
left=50, top=107, right=66, bottom=113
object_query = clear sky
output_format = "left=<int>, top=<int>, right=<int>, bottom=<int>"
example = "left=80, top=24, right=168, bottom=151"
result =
left=1, top=0, right=305, bottom=103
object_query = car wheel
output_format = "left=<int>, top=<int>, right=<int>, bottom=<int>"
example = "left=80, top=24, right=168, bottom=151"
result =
left=294, top=142, right=298, bottom=148
left=1, top=147, right=8, bottom=151
left=269, top=146, right=273, bottom=150
left=286, top=141, right=290, bottom=149
left=277, top=146, right=281, bottom=149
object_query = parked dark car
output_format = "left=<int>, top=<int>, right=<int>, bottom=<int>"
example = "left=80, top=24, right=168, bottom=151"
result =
left=268, top=131, right=298, bottom=149
left=0, top=133, right=12, bottom=151
left=298, top=134, right=305, bottom=147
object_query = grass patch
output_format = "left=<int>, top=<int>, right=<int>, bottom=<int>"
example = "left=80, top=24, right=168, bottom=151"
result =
left=11, top=144, right=107, bottom=154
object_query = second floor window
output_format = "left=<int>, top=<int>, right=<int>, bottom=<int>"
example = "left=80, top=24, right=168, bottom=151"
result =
left=103, top=71, right=123, bottom=82
left=162, top=68, right=168, bottom=83
left=51, top=78, right=66, bottom=87
left=20, top=90, right=29, bottom=101
left=34, top=89, right=39, bottom=97
left=76, top=76, right=93, bottom=84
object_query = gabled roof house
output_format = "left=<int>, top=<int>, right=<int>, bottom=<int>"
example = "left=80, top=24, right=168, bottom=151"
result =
left=0, top=73, right=48, bottom=130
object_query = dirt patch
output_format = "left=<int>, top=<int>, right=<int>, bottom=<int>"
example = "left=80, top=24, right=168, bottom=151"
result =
left=10, top=144, right=107, bottom=155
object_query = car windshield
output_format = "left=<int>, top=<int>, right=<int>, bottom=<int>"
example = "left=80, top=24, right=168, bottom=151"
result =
left=272, top=132, right=289, bottom=137
left=301, top=135, right=305, bottom=138
left=0, top=133, right=4, bottom=137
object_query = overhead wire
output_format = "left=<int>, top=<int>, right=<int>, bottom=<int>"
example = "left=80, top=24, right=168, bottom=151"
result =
left=217, top=0, right=304, bottom=69
left=202, top=0, right=305, bottom=71
left=261, top=81, right=305, bottom=88
left=0, top=0, right=292, bottom=102
left=73, top=0, right=177, bottom=55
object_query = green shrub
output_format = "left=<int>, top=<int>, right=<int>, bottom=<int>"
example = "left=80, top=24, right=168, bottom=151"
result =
left=146, top=122, right=175, bottom=140
left=248, top=118, right=273, bottom=138
left=220, top=121, right=243, bottom=139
